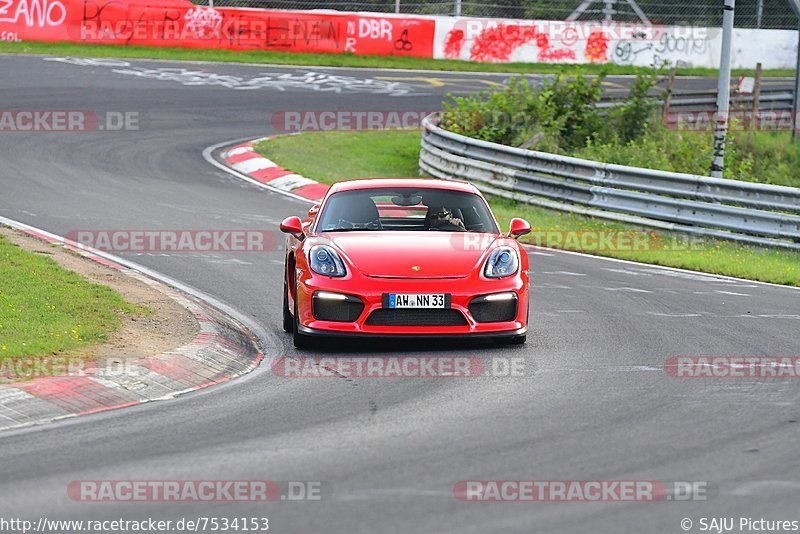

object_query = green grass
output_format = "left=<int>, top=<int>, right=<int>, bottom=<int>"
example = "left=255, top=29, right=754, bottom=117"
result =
left=0, top=234, right=146, bottom=358
left=255, top=130, right=800, bottom=286
left=0, top=41, right=794, bottom=77
left=575, top=127, right=800, bottom=188
left=259, top=130, right=422, bottom=183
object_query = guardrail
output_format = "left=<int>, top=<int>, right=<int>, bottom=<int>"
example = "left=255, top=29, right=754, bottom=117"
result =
left=598, top=88, right=795, bottom=112
left=419, top=114, right=800, bottom=250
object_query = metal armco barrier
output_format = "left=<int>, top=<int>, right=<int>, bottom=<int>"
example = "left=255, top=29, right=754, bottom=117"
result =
left=598, top=89, right=796, bottom=112
left=420, top=114, right=800, bottom=250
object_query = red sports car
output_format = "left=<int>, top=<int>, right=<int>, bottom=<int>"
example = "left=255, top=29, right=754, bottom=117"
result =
left=279, top=178, right=531, bottom=348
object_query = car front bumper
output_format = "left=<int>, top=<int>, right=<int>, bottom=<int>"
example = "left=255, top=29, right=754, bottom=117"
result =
left=294, top=269, right=529, bottom=337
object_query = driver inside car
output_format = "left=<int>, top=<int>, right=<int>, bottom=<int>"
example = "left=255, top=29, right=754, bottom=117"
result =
left=425, top=206, right=466, bottom=231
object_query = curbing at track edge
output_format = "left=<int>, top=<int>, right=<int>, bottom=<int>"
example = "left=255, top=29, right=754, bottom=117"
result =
left=0, top=217, right=264, bottom=432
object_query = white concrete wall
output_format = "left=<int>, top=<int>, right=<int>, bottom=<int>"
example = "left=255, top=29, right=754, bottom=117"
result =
left=432, top=17, right=798, bottom=69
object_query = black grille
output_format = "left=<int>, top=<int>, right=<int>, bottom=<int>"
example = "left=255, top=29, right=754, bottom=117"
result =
left=469, top=294, right=518, bottom=323
left=312, top=293, right=364, bottom=322
left=366, top=308, right=467, bottom=326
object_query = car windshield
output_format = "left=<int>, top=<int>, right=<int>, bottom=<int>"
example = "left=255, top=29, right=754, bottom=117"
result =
left=315, top=187, right=499, bottom=233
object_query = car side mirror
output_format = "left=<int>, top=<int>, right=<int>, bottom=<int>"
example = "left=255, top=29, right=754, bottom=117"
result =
left=280, top=216, right=305, bottom=240
left=308, top=204, right=320, bottom=219
left=508, top=218, right=531, bottom=239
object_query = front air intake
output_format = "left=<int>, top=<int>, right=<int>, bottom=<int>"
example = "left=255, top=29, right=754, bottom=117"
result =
left=365, top=309, right=467, bottom=326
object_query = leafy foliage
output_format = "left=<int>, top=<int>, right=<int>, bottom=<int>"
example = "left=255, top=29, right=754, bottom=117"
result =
left=441, top=70, right=800, bottom=187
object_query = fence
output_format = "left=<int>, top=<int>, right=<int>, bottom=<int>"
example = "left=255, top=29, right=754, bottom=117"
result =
left=419, top=114, right=800, bottom=250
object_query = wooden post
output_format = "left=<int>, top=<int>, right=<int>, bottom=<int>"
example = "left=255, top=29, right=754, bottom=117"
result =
left=662, top=67, right=676, bottom=127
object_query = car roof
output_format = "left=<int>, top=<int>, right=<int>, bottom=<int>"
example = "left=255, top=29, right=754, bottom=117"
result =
left=327, top=178, right=481, bottom=195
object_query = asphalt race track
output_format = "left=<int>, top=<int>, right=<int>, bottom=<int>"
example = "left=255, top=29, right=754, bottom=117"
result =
left=1, top=54, right=799, bottom=533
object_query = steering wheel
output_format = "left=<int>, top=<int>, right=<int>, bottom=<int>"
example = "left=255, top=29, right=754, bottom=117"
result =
left=364, top=218, right=382, bottom=230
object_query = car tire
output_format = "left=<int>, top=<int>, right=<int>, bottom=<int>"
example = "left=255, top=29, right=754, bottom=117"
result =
left=282, top=281, right=294, bottom=333
left=292, top=291, right=315, bottom=350
left=495, top=334, right=526, bottom=345
left=510, top=334, right=527, bottom=345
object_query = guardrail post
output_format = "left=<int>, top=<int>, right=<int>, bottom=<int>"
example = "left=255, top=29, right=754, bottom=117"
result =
left=794, top=24, right=800, bottom=141
left=711, top=0, right=736, bottom=178
left=752, top=63, right=762, bottom=130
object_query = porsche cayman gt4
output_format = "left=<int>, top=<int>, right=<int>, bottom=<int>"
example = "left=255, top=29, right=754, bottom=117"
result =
left=280, top=179, right=531, bottom=348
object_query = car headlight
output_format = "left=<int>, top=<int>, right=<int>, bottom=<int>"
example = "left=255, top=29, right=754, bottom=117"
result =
left=310, top=245, right=347, bottom=277
left=484, top=247, right=519, bottom=278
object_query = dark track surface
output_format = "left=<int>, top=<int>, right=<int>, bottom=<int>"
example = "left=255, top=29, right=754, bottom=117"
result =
left=1, top=54, right=799, bottom=533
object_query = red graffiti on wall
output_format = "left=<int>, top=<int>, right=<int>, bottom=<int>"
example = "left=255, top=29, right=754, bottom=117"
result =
left=443, top=28, right=464, bottom=58
left=536, top=32, right=576, bottom=62
left=469, top=23, right=535, bottom=62
left=584, top=30, right=608, bottom=63
left=444, top=22, right=576, bottom=63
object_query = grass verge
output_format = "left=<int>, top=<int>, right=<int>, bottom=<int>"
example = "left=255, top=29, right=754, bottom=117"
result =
left=1, top=41, right=794, bottom=77
left=0, top=233, right=146, bottom=357
left=255, top=130, right=800, bottom=286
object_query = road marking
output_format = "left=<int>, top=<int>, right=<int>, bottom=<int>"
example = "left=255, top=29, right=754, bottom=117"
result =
left=647, top=312, right=702, bottom=317
left=542, top=270, right=586, bottom=276
left=374, top=76, right=504, bottom=89
left=603, top=267, right=652, bottom=276
left=604, top=287, right=653, bottom=293
left=539, top=365, right=662, bottom=373
left=636, top=268, right=735, bottom=282
left=730, top=480, right=800, bottom=496
left=715, top=290, right=751, bottom=297
left=534, top=283, right=573, bottom=289
left=529, top=251, right=554, bottom=256
left=206, top=258, right=253, bottom=265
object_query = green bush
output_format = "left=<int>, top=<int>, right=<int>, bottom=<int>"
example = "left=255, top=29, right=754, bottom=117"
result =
left=440, top=73, right=605, bottom=150
left=440, top=69, right=800, bottom=188
left=607, top=69, right=661, bottom=143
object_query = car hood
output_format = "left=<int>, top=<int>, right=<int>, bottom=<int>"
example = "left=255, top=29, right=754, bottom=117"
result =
left=320, top=231, right=499, bottom=278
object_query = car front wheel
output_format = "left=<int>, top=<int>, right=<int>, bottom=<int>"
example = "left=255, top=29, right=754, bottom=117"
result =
left=282, top=280, right=293, bottom=333
left=292, top=289, right=315, bottom=350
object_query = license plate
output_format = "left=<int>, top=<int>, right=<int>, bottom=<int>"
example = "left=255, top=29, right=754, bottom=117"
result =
left=386, top=293, right=449, bottom=309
